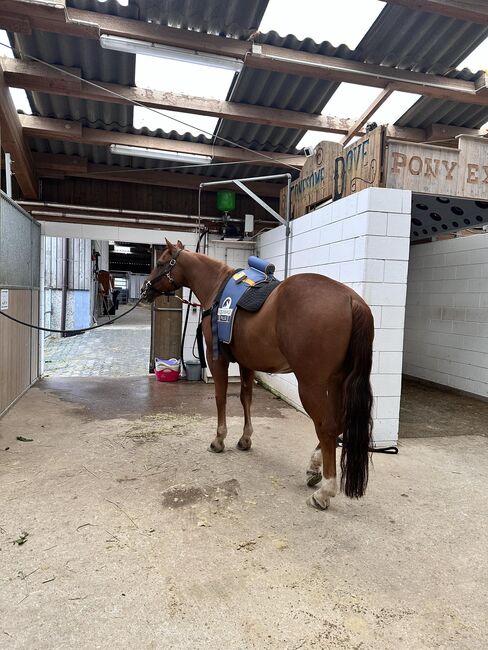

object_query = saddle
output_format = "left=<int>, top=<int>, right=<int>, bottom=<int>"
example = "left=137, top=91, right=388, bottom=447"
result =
left=197, top=256, right=281, bottom=366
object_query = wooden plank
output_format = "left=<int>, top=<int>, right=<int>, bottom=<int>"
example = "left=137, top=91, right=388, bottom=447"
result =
left=341, top=86, right=394, bottom=146
left=3, top=2, right=487, bottom=103
left=0, top=13, right=32, bottom=33
left=384, top=136, right=488, bottom=200
left=386, top=140, right=461, bottom=196
left=381, top=0, right=488, bottom=25
left=0, top=289, right=35, bottom=415
left=21, top=115, right=305, bottom=168
left=280, top=141, right=342, bottom=218
left=2, top=57, right=356, bottom=136
left=334, top=128, right=385, bottom=200
left=32, top=153, right=283, bottom=197
left=248, top=45, right=488, bottom=105
left=0, top=60, right=37, bottom=198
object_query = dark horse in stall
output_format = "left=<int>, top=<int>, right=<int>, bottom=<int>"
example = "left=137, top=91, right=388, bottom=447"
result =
left=142, top=239, right=374, bottom=510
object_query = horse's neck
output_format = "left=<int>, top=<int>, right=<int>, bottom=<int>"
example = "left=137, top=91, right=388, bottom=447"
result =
left=183, top=253, right=232, bottom=309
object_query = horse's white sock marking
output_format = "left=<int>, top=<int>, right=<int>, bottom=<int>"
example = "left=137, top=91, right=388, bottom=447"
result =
left=308, top=448, right=322, bottom=474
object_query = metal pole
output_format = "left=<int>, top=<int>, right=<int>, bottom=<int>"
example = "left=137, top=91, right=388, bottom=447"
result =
left=199, top=173, right=292, bottom=187
left=5, top=153, right=12, bottom=198
left=60, top=238, right=69, bottom=337
left=284, top=173, right=292, bottom=279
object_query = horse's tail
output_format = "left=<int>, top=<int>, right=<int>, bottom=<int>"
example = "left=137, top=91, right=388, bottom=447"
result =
left=340, top=298, right=374, bottom=499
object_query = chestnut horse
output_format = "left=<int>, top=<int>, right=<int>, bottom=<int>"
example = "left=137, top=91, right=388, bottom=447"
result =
left=142, top=239, right=374, bottom=510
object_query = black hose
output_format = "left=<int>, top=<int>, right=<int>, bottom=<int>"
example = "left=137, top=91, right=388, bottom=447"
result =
left=0, top=298, right=144, bottom=335
left=180, top=229, right=207, bottom=373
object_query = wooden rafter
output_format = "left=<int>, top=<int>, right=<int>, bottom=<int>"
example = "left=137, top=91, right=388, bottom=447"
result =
left=1, top=1, right=488, bottom=104
left=381, top=0, right=488, bottom=25
left=0, top=59, right=37, bottom=198
left=341, top=86, right=394, bottom=146
left=20, top=115, right=306, bottom=168
left=32, top=153, right=283, bottom=196
left=1, top=57, right=356, bottom=136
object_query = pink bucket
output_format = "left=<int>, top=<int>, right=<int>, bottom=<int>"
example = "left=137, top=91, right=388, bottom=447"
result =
left=155, top=358, right=180, bottom=382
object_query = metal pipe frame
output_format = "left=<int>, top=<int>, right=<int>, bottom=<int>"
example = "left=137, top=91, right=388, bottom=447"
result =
left=199, top=172, right=292, bottom=278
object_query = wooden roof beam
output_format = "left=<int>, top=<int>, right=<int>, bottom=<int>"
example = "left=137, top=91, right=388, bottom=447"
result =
left=2, top=2, right=488, bottom=104
left=380, top=1, right=488, bottom=25
left=32, top=153, right=283, bottom=196
left=1, top=57, right=356, bottom=136
left=341, top=86, right=394, bottom=146
left=20, top=115, right=306, bottom=168
left=0, top=59, right=37, bottom=198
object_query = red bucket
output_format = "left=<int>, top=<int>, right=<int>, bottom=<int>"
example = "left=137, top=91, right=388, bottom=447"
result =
left=155, top=358, right=180, bottom=382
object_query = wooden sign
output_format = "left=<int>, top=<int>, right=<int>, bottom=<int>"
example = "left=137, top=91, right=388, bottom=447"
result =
left=333, top=127, right=384, bottom=201
left=386, top=135, right=488, bottom=200
left=280, top=141, right=342, bottom=219
left=281, top=127, right=385, bottom=219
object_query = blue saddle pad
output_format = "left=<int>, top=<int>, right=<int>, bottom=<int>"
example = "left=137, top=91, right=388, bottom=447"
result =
left=217, top=263, right=274, bottom=345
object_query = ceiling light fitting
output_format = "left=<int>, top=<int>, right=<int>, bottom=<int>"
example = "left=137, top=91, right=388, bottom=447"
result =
left=100, top=35, right=244, bottom=72
left=109, top=144, right=212, bottom=164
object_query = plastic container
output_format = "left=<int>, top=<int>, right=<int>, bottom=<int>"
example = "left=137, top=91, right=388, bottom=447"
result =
left=185, top=361, right=202, bottom=381
left=155, top=358, right=180, bottom=382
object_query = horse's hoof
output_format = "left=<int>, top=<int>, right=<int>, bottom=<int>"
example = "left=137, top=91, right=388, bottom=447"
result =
left=306, top=471, right=322, bottom=487
left=237, top=438, right=252, bottom=451
left=208, top=442, right=224, bottom=453
left=307, top=494, right=330, bottom=511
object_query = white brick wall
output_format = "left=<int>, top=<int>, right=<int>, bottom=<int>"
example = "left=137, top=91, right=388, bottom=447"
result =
left=256, top=188, right=412, bottom=446
left=404, top=233, right=488, bottom=398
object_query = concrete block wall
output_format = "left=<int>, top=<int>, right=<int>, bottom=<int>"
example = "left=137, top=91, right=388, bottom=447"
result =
left=257, top=188, right=412, bottom=446
left=404, top=233, right=488, bottom=398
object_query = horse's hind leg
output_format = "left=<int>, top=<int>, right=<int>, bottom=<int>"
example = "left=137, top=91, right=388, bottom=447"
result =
left=298, top=376, right=343, bottom=510
left=237, top=366, right=254, bottom=451
left=207, top=357, right=230, bottom=453
left=307, top=443, right=322, bottom=487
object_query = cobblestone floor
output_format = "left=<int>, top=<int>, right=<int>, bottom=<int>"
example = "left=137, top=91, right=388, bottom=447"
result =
left=43, top=304, right=151, bottom=377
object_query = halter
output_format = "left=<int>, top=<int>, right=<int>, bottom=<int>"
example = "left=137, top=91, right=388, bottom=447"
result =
left=142, top=248, right=182, bottom=297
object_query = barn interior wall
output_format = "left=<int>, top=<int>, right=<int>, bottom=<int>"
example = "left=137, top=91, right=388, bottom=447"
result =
left=403, top=234, right=488, bottom=399
left=0, top=193, right=41, bottom=416
left=40, top=178, right=279, bottom=221
left=255, top=188, right=412, bottom=446
left=42, top=236, right=92, bottom=336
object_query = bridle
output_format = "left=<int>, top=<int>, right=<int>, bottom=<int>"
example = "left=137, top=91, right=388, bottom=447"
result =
left=142, top=248, right=182, bottom=298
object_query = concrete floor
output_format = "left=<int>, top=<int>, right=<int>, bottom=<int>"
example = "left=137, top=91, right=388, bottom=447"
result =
left=400, top=376, right=488, bottom=438
left=1, top=378, right=487, bottom=649
left=43, top=304, right=151, bottom=377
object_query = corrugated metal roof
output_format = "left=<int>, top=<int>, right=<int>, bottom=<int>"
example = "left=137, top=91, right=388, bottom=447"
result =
left=359, top=4, right=488, bottom=131
left=27, top=125, right=288, bottom=182
left=214, top=4, right=488, bottom=162
left=396, top=68, right=488, bottom=129
left=128, top=0, right=269, bottom=38
left=356, top=4, right=488, bottom=74
left=8, top=0, right=488, bottom=184
left=8, top=0, right=136, bottom=129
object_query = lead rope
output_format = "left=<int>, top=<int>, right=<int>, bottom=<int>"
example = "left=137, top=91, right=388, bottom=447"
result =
left=0, top=297, right=144, bottom=335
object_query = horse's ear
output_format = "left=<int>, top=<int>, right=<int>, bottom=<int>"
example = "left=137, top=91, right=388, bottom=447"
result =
left=177, top=240, right=185, bottom=250
left=165, top=238, right=175, bottom=252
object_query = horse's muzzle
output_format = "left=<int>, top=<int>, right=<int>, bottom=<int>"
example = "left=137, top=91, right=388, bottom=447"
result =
left=140, top=281, right=155, bottom=303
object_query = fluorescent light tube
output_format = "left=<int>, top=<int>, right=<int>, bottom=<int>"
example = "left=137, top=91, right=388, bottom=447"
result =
left=100, top=35, right=243, bottom=72
left=109, top=144, right=212, bottom=164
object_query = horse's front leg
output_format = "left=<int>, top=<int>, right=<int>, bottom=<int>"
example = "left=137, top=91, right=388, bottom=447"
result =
left=237, top=366, right=254, bottom=451
left=207, top=357, right=230, bottom=453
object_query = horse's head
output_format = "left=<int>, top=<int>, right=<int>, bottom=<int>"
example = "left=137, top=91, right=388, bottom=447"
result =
left=141, top=238, right=185, bottom=303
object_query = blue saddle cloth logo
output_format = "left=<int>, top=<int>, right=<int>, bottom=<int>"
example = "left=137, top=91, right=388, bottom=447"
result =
left=217, top=257, right=275, bottom=345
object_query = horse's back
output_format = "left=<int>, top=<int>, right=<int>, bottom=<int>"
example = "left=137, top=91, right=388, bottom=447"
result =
left=231, top=272, right=366, bottom=376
